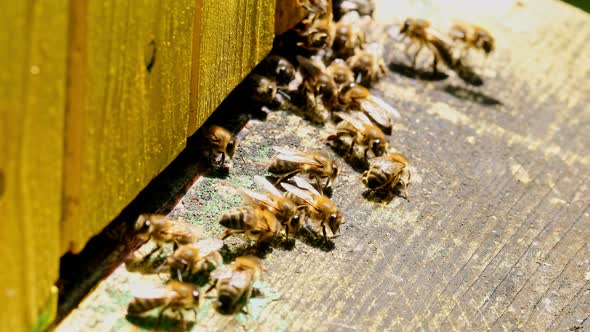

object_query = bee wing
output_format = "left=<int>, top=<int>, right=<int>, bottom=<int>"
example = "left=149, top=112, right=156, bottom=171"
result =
left=230, top=271, right=251, bottom=289
left=280, top=182, right=319, bottom=212
left=210, top=266, right=233, bottom=280
left=194, top=238, right=224, bottom=257
left=240, top=188, right=280, bottom=211
left=130, top=283, right=176, bottom=299
left=254, top=175, right=283, bottom=197
left=292, top=176, right=322, bottom=197
left=427, top=26, right=455, bottom=45
left=273, top=148, right=323, bottom=167
left=374, top=159, right=404, bottom=175
left=360, top=95, right=400, bottom=130
left=161, top=223, right=199, bottom=241
left=336, top=112, right=368, bottom=132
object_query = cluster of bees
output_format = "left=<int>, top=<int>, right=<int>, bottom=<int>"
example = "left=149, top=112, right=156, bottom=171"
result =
left=124, top=0, right=495, bottom=329
left=396, top=18, right=495, bottom=83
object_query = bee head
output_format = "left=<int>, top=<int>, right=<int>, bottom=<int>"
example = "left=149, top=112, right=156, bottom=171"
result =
left=400, top=19, right=410, bottom=34
left=372, top=139, right=386, bottom=156
left=226, top=137, right=237, bottom=158
left=328, top=213, right=342, bottom=235
left=134, top=214, right=151, bottom=232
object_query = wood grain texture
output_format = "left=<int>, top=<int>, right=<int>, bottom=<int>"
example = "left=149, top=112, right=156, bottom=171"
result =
left=0, top=0, right=68, bottom=330
left=57, top=0, right=590, bottom=331
left=62, top=0, right=195, bottom=253
left=188, top=0, right=275, bottom=134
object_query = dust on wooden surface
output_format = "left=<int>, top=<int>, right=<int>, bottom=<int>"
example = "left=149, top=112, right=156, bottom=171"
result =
left=58, top=0, right=590, bottom=331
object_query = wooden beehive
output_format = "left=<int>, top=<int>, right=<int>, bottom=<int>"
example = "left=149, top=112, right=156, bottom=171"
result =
left=0, top=0, right=281, bottom=330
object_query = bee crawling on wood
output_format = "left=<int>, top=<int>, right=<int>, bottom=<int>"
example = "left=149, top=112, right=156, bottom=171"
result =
left=135, top=214, right=199, bottom=260
left=296, top=55, right=338, bottom=123
left=240, top=175, right=305, bottom=241
left=281, top=177, right=344, bottom=241
left=332, top=13, right=366, bottom=60
left=347, top=42, right=387, bottom=87
left=327, top=58, right=355, bottom=89
left=362, top=152, right=411, bottom=201
left=209, top=256, right=264, bottom=314
left=202, top=125, right=237, bottom=167
left=338, top=82, right=400, bottom=135
left=219, top=205, right=282, bottom=247
left=256, top=55, right=296, bottom=88
left=448, top=21, right=495, bottom=61
left=126, top=280, right=201, bottom=330
left=399, top=18, right=458, bottom=75
left=268, top=147, right=339, bottom=192
left=327, top=111, right=387, bottom=162
left=160, top=238, right=224, bottom=282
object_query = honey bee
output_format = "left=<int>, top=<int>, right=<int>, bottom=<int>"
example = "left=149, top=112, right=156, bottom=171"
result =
left=333, top=0, right=375, bottom=21
left=281, top=177, right=343, bottom=241
left=297, top=55, right=338, bottom=121
left=448, top=22, right=495, bottom=59
left=202, top=125, right=237, bottom=167
left=269, top=147, right=339, bottom=191
left=243, top=74, right=279, bottom=105
left=135, top=214, right=198, bottom=258
left=219, top=206, right=282, bottom=247
left=347, top=42, right=387, bottom=87
left=294, top=2, right=334, bottom=52
left=327, top=111, right=387, bottom=161
left=362, top=152, right=411, bottom=200
left=240, top=175, right=303, bottom=240
left=338, top=82, right=400, bottom=135
left=298, top=0, right=329, bottom=14
left=332, top=18, right=365, bottom=60
left=399, top=18, right=457, bottom=74
left=209, top=256, right=263, bottom=314
left=257, top=55, right=296, bottom=87
left=163, top=238, right=224, bottom=281
left=127, top=280, right=201, bottom=330
left=327, top=59, right=354, bottom=88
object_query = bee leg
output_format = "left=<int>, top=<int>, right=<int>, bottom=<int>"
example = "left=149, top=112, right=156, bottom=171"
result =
left=220, top=152, right=226, bottom=167
left=142, top=245, right=161, bottom=261
left=177, top=310, right=186, bottom=331
left=155, top=305, right=171, bottom=330
left=322, top=224, right=328, bottom=241
left=400, top=179, right=410, bottom=201
left=221, top=229, right=242, bottom=240
left=205, top=283, right=216, bottom=294
left=411, top=43, right=423, bottom=68
left=285, top=224, right=289, bottom=242
left=273, top=170, right=299, bottom=185
left=190, top=308, right=198, bottom=323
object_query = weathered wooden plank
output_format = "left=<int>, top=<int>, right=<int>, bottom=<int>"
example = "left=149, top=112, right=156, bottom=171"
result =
left=0, top=0, right=68, bottom=330
left=57, top=0, right=590, bottom=330
left=62, top=0, right=195, bottom=253
left=188, top=0, right=275, bottom=134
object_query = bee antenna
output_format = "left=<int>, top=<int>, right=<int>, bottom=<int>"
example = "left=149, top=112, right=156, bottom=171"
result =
left=277, top=89, right=292, bottom=101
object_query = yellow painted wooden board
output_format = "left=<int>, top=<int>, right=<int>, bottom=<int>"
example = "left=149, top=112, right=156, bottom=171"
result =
left=62, top=0, right=195, bottom=253
left=0, top=0, right=68, bottom=330
left=189, top=0, right=276, bottom=133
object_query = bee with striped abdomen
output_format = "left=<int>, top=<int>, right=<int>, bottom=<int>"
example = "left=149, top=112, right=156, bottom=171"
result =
left=209, top=256, right=264, bottom=314
left=219, top=206, right=282, bottom=247
left=362, top=152, right=411, bottom=201
left=281, top=177, right=343, bottom=241
left=327, top=111, right=387, bottom=162
left=269, top=147, right=339, bottom=192
left=127, top=280, right=201, bottom=330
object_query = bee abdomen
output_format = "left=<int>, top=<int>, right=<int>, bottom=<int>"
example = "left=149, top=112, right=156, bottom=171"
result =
left=363, top=169, right=389, bottom=189
left=127, top=297, right=168, bottom=315
left=219, top=207, right=253, bottom=229
left=269, top=160, right=296, bottom=174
